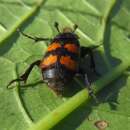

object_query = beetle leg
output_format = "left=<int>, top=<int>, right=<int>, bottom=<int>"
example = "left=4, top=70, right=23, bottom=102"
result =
left=87, top=48, right=96, bottom=73
left=84, top=74, right=98, bottom=103
left=7, top=60, right=41, bottom=89
left=17, top=29, right=52, bottom=42
left=80, top=47, right=100, bottom=75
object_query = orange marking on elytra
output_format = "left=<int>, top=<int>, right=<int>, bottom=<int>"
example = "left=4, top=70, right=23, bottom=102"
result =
left=47, top=42, right=61, bottom=51
left=60, top=56, right=77, bottom=71
left=64, top=43, right=78, bottom=53
left=40, top=55, right=57, bottom=68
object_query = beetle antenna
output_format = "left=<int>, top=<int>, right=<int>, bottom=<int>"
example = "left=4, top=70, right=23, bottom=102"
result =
left=54, top=22, right=61, bottom=33
left=73, top=24, right=78, bottom=32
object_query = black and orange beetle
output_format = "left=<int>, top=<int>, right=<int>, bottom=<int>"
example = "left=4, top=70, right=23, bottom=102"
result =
left=7, top=22, right=98, bottom=98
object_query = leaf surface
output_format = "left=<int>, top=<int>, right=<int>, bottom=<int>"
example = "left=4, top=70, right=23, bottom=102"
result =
left=0, top=0, right=130, bottom=130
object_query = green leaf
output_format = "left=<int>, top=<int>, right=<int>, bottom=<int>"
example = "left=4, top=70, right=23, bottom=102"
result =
left=0, top=0, right=130, bottom=130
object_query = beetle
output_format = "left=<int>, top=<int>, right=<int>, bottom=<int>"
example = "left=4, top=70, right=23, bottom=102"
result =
left=7, top=22, right=98, bottom=98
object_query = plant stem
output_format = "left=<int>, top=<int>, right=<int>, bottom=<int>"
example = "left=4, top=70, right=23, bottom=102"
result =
left=28, top=62, right=130, bottom=130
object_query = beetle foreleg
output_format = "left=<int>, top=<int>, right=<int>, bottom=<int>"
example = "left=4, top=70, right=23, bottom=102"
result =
left=17, top=29, right=52, bottom=42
